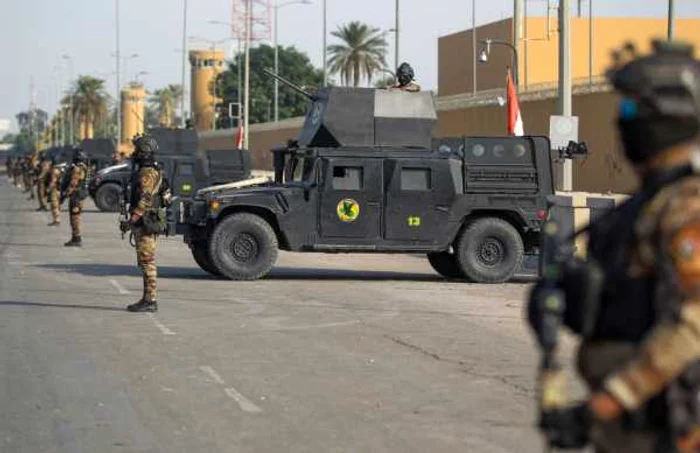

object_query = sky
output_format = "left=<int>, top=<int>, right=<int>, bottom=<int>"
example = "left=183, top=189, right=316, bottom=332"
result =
left=1, top=0, right=699, bottom=132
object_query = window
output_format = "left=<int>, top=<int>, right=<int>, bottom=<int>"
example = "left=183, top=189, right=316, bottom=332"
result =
left=332, top=166, right=363, bottom=190
left=401, top=168, right=431, bottom=191
left=178, top=163, right=194, bottom=176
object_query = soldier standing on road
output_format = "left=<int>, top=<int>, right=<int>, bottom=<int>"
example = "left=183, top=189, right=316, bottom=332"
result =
left=120, top=135, right=167, bottom=313
left=47, top=156, right=63, bottom=226
left=528, top=40, right=700, bottom=453
left=391, top=62, right=421, bottom=93
left=63, top=148, right=89, bottom=246
left=36, top=153, right=51, bottom=211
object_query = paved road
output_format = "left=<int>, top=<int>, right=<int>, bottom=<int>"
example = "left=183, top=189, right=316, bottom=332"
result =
left=0, top=172, right=559, bottom=453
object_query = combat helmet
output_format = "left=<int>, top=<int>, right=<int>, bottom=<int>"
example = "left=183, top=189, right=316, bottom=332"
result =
left=608, top=40, right=700, bottom=164
left=396, top=62, right=415, bottom=87
left=132, top=135, right=159, bottom=166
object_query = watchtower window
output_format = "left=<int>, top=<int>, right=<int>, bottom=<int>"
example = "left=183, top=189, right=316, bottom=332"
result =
left=332, top=166, right=363, bottom=190
left=401, top=167, right=431, bottom=191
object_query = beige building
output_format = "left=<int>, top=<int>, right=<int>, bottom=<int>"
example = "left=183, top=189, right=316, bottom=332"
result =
left=119, top=83, right=147, bottom=155
left=189, top=49, right=225, bottom=132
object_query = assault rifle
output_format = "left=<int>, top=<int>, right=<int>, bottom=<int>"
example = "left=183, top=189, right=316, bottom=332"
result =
left=119, top=160, right=134, bottom=241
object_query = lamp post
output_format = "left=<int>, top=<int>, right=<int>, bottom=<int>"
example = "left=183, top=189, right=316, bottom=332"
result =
left=181, top=0, right=188, bottom=127
left=322, top=0, right=327, bottom=86
left=274, top=0, right=311, bottom=123
left=134, top=71, right=149, bottom=84
left=61, top=54, right=75, bottom=145
left=478, top=38, right=519, bottom=89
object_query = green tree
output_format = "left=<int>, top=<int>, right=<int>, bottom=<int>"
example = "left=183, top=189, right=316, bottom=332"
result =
left=327, top=21, right=388, bottom=87
left=64, top=75, right=110, bottom=139
left=215, top=44, right=324, bottom=125
left=149, top=84, right=183, bottom=127
left=11, top=109, right=47, bottom=151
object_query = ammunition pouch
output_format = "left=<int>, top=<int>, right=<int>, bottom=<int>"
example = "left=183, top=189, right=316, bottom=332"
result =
left=140, top=208, right=167, bottom=235
left=560, top=258, right=605, bottom=336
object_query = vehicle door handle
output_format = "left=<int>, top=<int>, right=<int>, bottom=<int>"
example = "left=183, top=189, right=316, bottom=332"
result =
left=435, top=205, right=450, bottom=212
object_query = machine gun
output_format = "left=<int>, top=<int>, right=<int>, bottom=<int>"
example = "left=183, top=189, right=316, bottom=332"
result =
left=262, top=68, right=315, bottom=101
left=119, top=161, right=134, bottom=242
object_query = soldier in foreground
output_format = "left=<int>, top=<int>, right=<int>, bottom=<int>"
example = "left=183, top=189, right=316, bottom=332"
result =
left=62, top=148, right=89, bottom=246
left=391, top=62, right=420, bottom=92
left=528, top=40, right=700, bottom=453
left=120, top=136, right=168, bottom=313
left=35, top=153, right=51, bottom=211
left=47, top=155, right=63, bottom=226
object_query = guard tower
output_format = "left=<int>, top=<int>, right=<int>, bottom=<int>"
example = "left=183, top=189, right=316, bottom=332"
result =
left=189, top=49, right=225, bottom=132
left=119, top=83, right=146, bottom=155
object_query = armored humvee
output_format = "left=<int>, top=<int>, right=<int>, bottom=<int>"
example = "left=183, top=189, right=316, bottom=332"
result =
left=168, top=80, right=555, bottom=283
left=81, top=138, right=117, bottom=171
left=89, top=127, right=252, bottom=211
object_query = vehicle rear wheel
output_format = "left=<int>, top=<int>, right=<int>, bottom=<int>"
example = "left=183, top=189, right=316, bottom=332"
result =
left=455, top=217, right=523, bottom=283
left=94, top=182, right=122, bottom=212
left=209, top=213, right=278, bottom=280
left=191, top=241, right=221, bottom=276
left=427, top=252, right=465, bottom=279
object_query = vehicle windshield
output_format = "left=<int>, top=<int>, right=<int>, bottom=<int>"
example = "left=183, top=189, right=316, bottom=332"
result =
left=287, top=155, right=314, bottom=183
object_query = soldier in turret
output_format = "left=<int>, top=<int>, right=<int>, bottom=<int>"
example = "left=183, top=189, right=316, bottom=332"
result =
left=391, top=62, right=421, bottom=93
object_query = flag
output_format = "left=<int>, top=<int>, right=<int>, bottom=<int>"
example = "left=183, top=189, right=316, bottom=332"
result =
left=234, top=122, right=244, bottom=149
left=507, top=70, right=524, bottom=136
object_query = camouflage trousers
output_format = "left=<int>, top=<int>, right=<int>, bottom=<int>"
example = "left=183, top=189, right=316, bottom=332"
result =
left=37, top=180, right=48, bottom=208
left=50, top=188, right=61, bottom=223
left=135, top=231, right=159, bottom=302
left=69, top=198, right=82, bottom=237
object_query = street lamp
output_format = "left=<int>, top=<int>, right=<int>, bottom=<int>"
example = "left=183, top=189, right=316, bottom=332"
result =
left=274, top=0, right=311, bottom=122
left=134, top=71, right=149, bottom=84
left=62, top=54, right=75, bottom=145
left=478, top=38, right=519, bottom=88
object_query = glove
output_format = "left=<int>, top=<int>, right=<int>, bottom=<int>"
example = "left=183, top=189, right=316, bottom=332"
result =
left=540, top=403, right=591, bottom=449
left=119, top=220, right=131, bottom=233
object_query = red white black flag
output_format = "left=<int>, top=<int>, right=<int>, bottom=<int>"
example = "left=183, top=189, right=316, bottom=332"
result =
left=507, top=70, right=524, bottom=136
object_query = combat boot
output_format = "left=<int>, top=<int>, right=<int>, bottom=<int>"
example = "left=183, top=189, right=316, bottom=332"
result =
left=36, top=206, right=48, bottom=212
left=64, top=236, right=82, bottom=247
left=127, top=299, right=158, bottom=313
left=47, top=221, right=60, bottom=227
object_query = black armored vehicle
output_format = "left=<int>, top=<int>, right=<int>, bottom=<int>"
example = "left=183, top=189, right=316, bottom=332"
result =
left=168, top=78, right=555, bottom=283
left=81, top=138, right=117, bottom=171
left=89, top=128, right=252, bottom=211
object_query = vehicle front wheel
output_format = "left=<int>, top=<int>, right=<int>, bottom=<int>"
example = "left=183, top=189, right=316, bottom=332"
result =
left=209, top=213, right=278, bottom=280
left=191, top=241, right=221, bottom=277
left=455, top=217, right=523, bottom=283
left=94, top=182, right=122, bottom=212
left=427, top=252, right=465, bottom=279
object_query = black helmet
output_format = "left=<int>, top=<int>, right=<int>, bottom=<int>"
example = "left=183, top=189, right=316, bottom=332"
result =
left=72, top=146, right=88, bottom=164
left=608, top=40, right=700, bottom=164
left=133, top=135, right=158, bottom=166
left=397, top=62, right=415, bottom=86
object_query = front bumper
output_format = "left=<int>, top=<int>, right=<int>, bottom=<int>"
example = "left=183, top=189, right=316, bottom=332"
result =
left=166, top=198, right=208, bottom=237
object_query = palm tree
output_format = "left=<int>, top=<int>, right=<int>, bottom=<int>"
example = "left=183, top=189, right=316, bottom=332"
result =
left=327, top=21, right=388, bottom=87
left=149, top=84, right=183, bottom=127
left=66, top=76, right=109, bottom=140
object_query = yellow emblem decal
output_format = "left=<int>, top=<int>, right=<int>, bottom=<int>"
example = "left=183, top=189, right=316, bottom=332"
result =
left=337, top=198, right=360, bottom=222
left=182, top=183, right=193, bottom=192
left=407, top=216, right=421, bottom=227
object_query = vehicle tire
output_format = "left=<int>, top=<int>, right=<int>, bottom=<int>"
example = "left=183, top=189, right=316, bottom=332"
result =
left=191, top=241, right=221, bottom=277
left=94, top=182, right=122, bottom=212
left=455, top=217, right=523, bottom=283
left=427, top=252, right=465, bottom=279
left=209, top=213, right=278, bottom=280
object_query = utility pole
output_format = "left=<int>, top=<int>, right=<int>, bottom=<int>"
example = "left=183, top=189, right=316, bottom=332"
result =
left=513, top=0, right=522, bottom=87
left=116, top=0, right=121, bottom=145
left=589, top=0, right=593, bottom=85
left=394, top=0, right=400, bottom=71
left=181, top=0, right=188, bottom=126
left=322, top=0, right=327, bottom=86
left=559, top=0, right=573, bottom=191
left=668, top=0, right=676, bottom=39
left=472, top=0, right=477, bottom=93
left=243, top=0, right=251, bottom=149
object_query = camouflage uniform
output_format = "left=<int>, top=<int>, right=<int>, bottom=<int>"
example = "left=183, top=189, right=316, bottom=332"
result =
left=47, top=165, right=62, bottom=225
left=36, top=159, right=51, bottom=210
left=131, top=166, right=163, bottom=303
left=65, top=163, right=87, bottom=241
left=12, top=157, right=21, bottom=187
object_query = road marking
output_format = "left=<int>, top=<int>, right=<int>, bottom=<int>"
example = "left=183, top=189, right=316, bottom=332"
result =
left=224, top=387, right=263, bottom=413
left=147, top=313, right=176, bottom=335
left=109, top=279, right=130, bottom=295
left=200, top=366, right=226, bottom=385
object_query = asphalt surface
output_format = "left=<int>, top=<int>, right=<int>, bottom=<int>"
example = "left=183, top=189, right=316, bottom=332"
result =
left=0, top=171, right=569, bottom=453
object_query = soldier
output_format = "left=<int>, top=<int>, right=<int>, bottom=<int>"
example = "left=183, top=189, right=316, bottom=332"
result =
left=63, top=148, right=89, bottom=246
left=22, top=152, right=37, bottom=198
left=47, top=156, right=63, bottom=226
left=35, top=153, right=51, bottom=211
left=12, top=155, right=22, bottom=187
left=528, top=40, right=700, bottom=453
left=391, top=62, right=421, bottom=93
left=120, top=135, right=167, bottom=313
